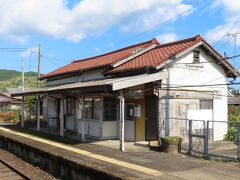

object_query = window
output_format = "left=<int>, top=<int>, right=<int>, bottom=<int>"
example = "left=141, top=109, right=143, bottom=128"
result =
left=104, top=97, right=117, bottom=121
left=66, top=99, right=74, bottom=116
left=84, top=98, right=93, bottom=119
left=200, top=100, right=213, bottom=109
left=84, top=98, right=100, bottom=120
left=125, top=104, right=135, bottom=121
left=193, top=50, right=200, bottom=63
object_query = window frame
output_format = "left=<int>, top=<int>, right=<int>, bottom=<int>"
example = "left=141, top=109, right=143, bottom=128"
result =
left=83, top=97, right=100, bottom=120
left=103, top=96, right=117, bottom=121
left=193, top=50, right=200, bottom=63
left=199, top=99, right=213, bottom=110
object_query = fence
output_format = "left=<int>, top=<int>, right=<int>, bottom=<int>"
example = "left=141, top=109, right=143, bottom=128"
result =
left=168, top=118, right=240, bottom=161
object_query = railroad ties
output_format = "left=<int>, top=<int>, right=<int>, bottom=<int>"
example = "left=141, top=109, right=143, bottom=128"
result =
left=0, top=159, right=30, bottom=180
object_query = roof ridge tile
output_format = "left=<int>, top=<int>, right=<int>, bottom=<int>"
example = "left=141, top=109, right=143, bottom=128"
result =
left=72, top=38, right=159, bottom=64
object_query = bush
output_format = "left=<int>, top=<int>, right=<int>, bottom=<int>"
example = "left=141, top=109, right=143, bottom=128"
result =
left=160, top=136, right=183, bottom=145
left=224, top=127, right=237, bottom=141
left=0, top=110, right=20, bottom=122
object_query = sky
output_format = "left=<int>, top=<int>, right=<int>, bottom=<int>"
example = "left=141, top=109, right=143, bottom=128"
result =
left=0, top=0, right=240, bottom=76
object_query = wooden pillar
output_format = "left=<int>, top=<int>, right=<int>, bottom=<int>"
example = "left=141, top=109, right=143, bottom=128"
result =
left=60, top=98, right=64, bottom=137
left=37, top=96, right=40, bottom=131
left=21, top=96, right=25, bottom=128
left=81, top=96, right=85, bottom=142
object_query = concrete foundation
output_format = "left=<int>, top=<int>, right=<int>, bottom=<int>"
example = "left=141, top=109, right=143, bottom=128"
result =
left=0, top=135, right=121, bottom=180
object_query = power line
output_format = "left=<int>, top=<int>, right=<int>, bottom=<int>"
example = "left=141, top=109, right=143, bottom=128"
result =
left=0, top=48, right=30, bottom=50
left=78, top=0, right=211, bottom=59
left=175, top=54, right=240, bottom=65
left=162, top=82, right=240, bottom=88
left=41, top=54, right=69, bottom=64
left=213, top=16, right=240, bottom=48
left=41, top=55, right=63, bottom=67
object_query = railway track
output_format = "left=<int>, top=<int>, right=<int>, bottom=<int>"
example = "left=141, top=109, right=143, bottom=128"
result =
left=0, top=158, right=30, bottom=180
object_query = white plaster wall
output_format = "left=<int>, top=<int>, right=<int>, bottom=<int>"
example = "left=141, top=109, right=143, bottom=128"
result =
left=166, top=47, right=228, bottom=141
left=102, top=121, right=118, bottom=138
left=77, top=119, right=100, bottom=138
left=168, top=47, right=227, bottom=89
left=213, top=86, right=228, bottom=141
left=48, top=98, right=58, bottom=117
left=125, top=120, right=134, bottom=141
left=46, top=67, right=107, bottom=86
left=66, top=117, right=75, bottom=131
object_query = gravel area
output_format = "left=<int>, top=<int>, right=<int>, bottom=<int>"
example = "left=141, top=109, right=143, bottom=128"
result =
left=0, top=148, right=57, bottom=180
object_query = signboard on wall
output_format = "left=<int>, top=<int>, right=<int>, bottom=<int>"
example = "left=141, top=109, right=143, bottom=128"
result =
left=187, top=110, right=213, bottom=128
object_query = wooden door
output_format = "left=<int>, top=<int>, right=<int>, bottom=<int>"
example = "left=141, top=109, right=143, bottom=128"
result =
left=135, top=99, right=145, bottom=141
left=145, top=95, right=158, bottom=140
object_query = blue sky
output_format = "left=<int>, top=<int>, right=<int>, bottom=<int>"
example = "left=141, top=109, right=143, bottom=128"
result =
left=0, top=0, right=239, bottom=75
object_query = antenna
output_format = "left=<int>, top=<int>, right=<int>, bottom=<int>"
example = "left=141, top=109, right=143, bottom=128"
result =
left=227, top=32, right=240, bottom=67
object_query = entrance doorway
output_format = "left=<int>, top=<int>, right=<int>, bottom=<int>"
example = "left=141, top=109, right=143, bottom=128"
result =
left=145, top=95, right=158, bottom=141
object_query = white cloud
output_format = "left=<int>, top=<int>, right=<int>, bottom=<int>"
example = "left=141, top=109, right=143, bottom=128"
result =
left=0, top=0, right=193, bottom=43
left=94, top=47, right=100, bottom=52
left=205, top=0, right=240, bottom=45
left=156, top=33, right=179, bottom=43
left=20, top=47, right=38, bottom=58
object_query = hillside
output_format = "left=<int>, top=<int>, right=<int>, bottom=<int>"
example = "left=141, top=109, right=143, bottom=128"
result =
left=0, top=69, right=45, bottom=91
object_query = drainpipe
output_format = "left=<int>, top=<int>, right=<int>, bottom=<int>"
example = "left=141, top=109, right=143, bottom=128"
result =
left=60, top=98, right=64, bottom=137
left=81, top=95, right=85, bottom=142
left=118, top=91, right=125, bottom=152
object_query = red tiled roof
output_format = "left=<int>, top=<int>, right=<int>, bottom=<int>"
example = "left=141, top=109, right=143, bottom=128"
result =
left=42, top=38, right=159, bottom=79
left=106, top=35, right=203, bottom=74
left=43, top=34, right=237, bottom=79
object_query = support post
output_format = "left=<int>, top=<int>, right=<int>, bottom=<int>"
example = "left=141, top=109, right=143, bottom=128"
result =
left=204, top=121, right=209, bottom=159
left=37, top=95, right=40, bottom=131
left=81, top=96, right=85, bottom=142
left=119, top=91, right=125, bottom=152
left=60, top=98, right=64, bottom=137
left=21, top=96, right=25, bottom=128
left=188, top=120, right=192, bottom=155
left=237, top=123, right=240, bottom=161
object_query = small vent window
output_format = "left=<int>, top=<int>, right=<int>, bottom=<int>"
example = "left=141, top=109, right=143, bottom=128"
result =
left=200, top=100, right=213, bottom=110
left=193, top=50, right=200, bottom=63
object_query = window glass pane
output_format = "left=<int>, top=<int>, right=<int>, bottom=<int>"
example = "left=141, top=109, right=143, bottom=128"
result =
left=193, top=50, right=200, bottom=63
left=93, top=98, right=100, bottom=120
left=67, top=99, right=74, bottom=116
left=83, top=98, right=100, bottom=120
left=125, top=104, right=135, bottom=121
left=103, top=97, right=117, bottom=121
left=84, top=98, right=93, bottom=119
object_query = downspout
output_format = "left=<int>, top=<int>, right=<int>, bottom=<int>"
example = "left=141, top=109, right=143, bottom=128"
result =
left=81, top=95, right=85, bottom=142
left=118, top=91, right=125, bottom=152
left=165, top=68, right=170, bottom=136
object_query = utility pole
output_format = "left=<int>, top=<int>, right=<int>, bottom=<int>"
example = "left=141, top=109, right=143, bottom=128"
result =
left=37, top=44, right=41, bottom=88
left=227, top=32, right=240, bottom=67
left=21, top=58, right=25, bottom=92
left=21, top=58, right=25, bottom=128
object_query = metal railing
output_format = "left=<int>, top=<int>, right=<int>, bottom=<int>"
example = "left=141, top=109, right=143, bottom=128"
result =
left=168, top=118, right=240, bottom=161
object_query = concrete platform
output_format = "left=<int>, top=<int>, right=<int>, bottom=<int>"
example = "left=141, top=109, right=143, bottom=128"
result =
left=0, top=126, right=240, bottom=180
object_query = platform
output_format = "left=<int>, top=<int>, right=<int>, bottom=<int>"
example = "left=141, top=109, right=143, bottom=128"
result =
left=1, top=126, right=240, bottom=180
